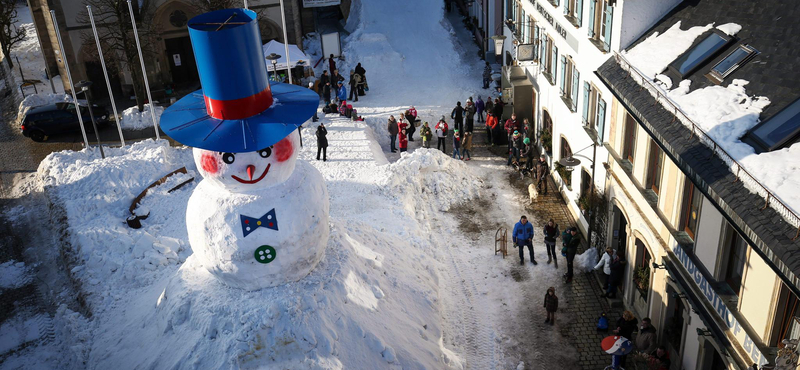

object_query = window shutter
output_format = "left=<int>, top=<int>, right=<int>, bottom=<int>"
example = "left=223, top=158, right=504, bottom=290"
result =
left=603, top=5, right=613, bottom=51
left=564, top=0, right=569, bottom=15
left=588, top=0, right=596, bottom=37
left=540, top=35, right=547, bottom=72
left=555, top=0, right=560, bottom=7
left=596, top=98, right=606, bottom=144
left=533, top=26, right=540, bottom=61
left=571, top=68, right=580, bottom=111
left=582, top=82, right=590, bottom=124
left=551, top=45, right=558, bottom=79
left=576, top=0, right=583, bottom=27
left=559, top=55, right=567, bottom=95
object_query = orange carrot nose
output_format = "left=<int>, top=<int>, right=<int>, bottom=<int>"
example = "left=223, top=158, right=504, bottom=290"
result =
left=246, top=165, right=256, bottom=181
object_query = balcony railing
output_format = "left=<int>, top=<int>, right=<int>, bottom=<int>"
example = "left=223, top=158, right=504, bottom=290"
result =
left=613, top=52, right=800, bottom=241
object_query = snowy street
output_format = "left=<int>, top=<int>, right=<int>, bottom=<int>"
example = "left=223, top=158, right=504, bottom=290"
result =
left=0, top=0, right=612, bottom=369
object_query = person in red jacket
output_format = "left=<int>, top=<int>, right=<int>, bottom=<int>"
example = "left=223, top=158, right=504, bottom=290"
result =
left=398, top=117, right=409, bottom=152
left=504, top=113, right=518, bottom=149
left=485, top=113, right=497, bottom=145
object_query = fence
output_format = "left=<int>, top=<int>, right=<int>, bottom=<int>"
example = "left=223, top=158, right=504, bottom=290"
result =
left=613, top=52, right=800, bottom=241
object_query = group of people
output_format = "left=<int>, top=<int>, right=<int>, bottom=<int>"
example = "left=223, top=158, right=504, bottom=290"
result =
left=610, top=311, right=672, bottom=369
left=317, top=61, right=367, bottom=107
left=386, top=106, right=420, bottom=153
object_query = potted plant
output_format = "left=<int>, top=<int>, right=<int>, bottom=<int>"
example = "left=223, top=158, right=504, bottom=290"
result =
left=633, top=265, right=650, bottom=296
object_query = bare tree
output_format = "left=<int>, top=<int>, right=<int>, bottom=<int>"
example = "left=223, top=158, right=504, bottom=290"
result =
left=77, top=0, right=158, bottom=111
left=0, top=0, right=26, bottom=69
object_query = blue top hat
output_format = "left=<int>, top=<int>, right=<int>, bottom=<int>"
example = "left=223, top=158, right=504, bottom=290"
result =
left=159, top=8, right=318, bottom=153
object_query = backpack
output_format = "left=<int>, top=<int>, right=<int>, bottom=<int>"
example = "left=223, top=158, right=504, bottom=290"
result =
left=597, top=313, right=609, bottom=331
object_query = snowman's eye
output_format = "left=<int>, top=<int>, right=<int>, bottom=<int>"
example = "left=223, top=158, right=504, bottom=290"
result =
left=222, top=153, right=235, bottom=164
left=258, top=147, right=272, bottom=158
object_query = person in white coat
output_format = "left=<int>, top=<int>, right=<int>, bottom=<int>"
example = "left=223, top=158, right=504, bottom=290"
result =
left=594, top=247, right=616, bottom=296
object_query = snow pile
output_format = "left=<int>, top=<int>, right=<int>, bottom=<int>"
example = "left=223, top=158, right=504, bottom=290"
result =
left=120, top=104, right=163, bottom=130
left=622, top=22, right=712, bottom=79
left=0, top=260, right=33, bottom=289
left=36, top=114, right=481, bottom=368
left=716, top=23, right=743, bottom=36
left=0, top=314, right=47, bottom=354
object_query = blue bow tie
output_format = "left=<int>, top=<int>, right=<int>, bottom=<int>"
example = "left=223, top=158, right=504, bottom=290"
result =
left=240, top=209, right=279, bottom=238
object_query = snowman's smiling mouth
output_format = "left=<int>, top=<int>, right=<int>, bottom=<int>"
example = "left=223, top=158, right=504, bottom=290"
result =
left=231, top=164, right=271, bottom=184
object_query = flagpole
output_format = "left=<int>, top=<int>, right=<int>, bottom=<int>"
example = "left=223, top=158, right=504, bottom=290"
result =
left=126, top=0, right=160, bottom=139
left=88, top=5, right=125, bottom=147
left=50, top=10, right=89, bottom=148
left=279, top=0, right=292, bottom=84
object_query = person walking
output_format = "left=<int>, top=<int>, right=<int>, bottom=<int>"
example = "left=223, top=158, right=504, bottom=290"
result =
left=613, top=310, right=639, bottom=368
left=594, top=247, right=616, bottom=297
left=507, top=130, right=522, bottom=165
left=636, top=318, right=658, bottom=355
left=398, top=114, right=409, bottom=153
left=485, top=113, right=497, bottom=145
left=564, top=228, right=580, bottom=283
left=435, top=117, right=448, bottom=153
left=536, top=155, right=550, bottom=195
left=476, top=96, right=485, bottom=123
left=608, top=252, right=626, bottom=298
left=543, top=287, right=558, bottom=325
left=420, top=121, right=432, bottom=148
left=543, top=219, right=559, bottom=267
left=462, top=129, right=473, bottom=160
left=512, top=215, right=536, bottom=265
left=451, top=102, right=464, bottom=133
left=315, top=122, right=328, bottom=161
left=504, top=113, right=519, bottom=150
left=452, top=129, right=463, bottom=160
left=387, top=115, right=399, bottom=153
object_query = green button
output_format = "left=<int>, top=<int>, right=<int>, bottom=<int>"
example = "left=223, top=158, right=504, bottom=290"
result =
left=254, top=245, right=276, bottom=264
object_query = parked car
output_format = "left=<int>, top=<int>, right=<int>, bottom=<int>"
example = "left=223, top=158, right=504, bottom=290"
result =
left=20, top=102, right=110, bottom=142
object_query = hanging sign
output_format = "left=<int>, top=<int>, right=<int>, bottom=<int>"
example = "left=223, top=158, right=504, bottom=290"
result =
left=173, top=54, right=182, bottom=67
left=302, top=0, right=341, bottom=7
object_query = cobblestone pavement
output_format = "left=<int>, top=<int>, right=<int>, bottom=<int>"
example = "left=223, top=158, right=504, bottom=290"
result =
left=479, top=130, right=625, bottom=370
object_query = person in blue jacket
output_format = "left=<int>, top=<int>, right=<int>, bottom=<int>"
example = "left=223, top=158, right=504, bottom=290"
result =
left=512, top=215, right=537, bottom=265
left=336, top=81, right=347, bottom=103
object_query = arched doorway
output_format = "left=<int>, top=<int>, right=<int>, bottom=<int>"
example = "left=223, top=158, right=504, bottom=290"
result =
left=155, top=1, right=200, bottom=89
left=611, top=204, right=628, bottom=256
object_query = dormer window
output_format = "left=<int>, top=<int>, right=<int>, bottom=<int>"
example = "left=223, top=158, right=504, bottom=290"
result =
left=743, top=98, right=800, bottom=152
left=707, top=44, right=758, bottom=83
left=668, top=31, right=732, bottom=78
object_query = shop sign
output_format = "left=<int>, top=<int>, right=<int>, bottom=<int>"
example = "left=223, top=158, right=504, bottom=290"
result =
left=529, top=0, right=580, bottom=53
left=673, top=244, right=769, bottom=367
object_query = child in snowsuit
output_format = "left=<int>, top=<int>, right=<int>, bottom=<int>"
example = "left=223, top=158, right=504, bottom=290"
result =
left=544, top=287, right=558, bottom=325
left=420, top=121, right=432, bottom=148
left=435, top=116, right=448, bottom=153
left=452, top=129, right=462, bottom=160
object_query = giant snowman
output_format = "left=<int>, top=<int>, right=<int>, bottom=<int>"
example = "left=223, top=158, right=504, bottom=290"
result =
left=159, top=8, right=327, bottom=290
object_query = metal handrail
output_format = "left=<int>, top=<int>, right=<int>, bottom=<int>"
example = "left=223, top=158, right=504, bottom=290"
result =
left=612, top=52, right=800, bottom=241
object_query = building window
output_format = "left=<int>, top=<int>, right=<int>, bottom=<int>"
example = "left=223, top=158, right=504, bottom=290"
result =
left=721, top=224, right=747, bottom=295
left=743, top=97, right=800, bottom=153
left=666, top=293, right=686, bottom=350
left=541, top=34, right=558, bottom=85
left=770, top=283, right=800, bottom=347
left=533, top=25, right=540, bottom=62
left=680, top=178, right=702, bottom=239
left=526, top=15, right=535, bottom=44
left=621, top=112, right=636, bottom=163
left=669, top=31, right=732, bottom=78
left=633, top=239, right=651, bottom=301
left=582, top=83, right=606, bottom=143
left=560, top=56, right=579, bottom=112
left=707, top=44, right=758, bottom=83
left=541, top=110, right=553, bottom=155
left=646, top=139, right=663, bottom=195
left=549, top=0, right=560, bottom=8
left=587, top=0, right=613, bottom=52
left=563, top=0, right=583, bottom=27
left=516, top=6, right=524, bottom=40
left=558, top=137, right=573, bottom=188
left=578, top=169, right=593, bottom=214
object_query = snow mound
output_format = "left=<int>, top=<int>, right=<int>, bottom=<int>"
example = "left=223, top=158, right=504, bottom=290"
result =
left=120, top=104, right=163, bottom=130
left=622, top=21, right=713, bottom=79
left=0, top=260, right=33, bottom=289
left=716, top=23, right=742, bottom=36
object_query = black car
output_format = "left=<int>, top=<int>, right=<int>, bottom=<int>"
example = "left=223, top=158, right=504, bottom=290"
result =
left=20, top=102, right=110, bottom=142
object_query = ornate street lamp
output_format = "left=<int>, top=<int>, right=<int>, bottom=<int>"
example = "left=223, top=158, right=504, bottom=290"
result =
left=491, top=34, right=506, bottom=65
left=265, top=53, right=281, bottom=82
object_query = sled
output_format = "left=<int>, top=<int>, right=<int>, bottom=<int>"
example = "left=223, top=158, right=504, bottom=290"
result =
left=495, top=227, right=508, bottom=258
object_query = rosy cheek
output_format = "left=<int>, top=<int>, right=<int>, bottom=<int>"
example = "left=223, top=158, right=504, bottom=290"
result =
left=274, top=137, right=294, bottom=162
left=200, top=153, right=219, bottom=175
